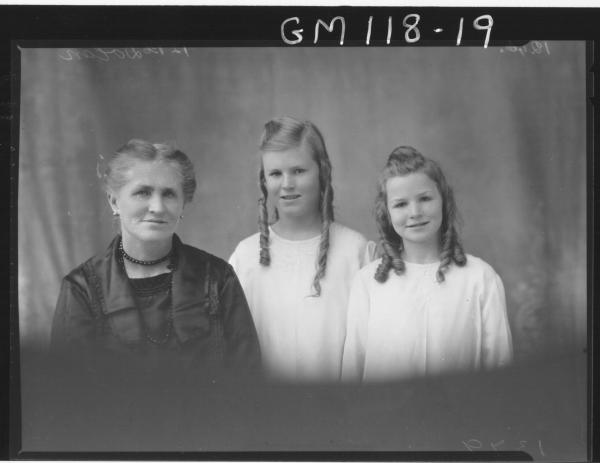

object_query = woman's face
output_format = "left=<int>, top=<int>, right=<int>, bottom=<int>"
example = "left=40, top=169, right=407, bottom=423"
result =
left=109, top=160, right=185, bottom=246
left=386, top=171, right=443, bottom=250
left=262, top=144, right=321, bottom=222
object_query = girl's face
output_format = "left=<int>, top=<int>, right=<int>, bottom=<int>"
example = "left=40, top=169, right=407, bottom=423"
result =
left=262, top=144, right=321, bottom=222
left=386, top=171, right=443, bottom=250
left=108, top=160, right=185, bottom=247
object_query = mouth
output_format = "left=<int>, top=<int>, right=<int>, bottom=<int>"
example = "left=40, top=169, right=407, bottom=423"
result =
left=406, top=221, right=429, bottom=229
left=280, top=194, right=301, bottom=200
left=144, top=219, right=168, bottom=224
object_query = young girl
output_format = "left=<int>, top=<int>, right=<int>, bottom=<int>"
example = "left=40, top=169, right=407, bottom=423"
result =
left=230, top=116, right=373, bottom=382
left=342, top=146, right=513, bottom=382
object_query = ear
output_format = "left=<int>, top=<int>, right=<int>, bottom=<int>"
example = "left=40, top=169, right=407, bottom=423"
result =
left=107, top=192, right=119, bottom=215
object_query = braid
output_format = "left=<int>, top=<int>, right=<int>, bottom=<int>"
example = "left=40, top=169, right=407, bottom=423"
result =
left=258, top=169, right=271, bottom=266
left=453, top=238, right=467, bottom=265
left=436, top=224, right=467, bottom=282
left=311, top=181, right=334, bottom=296
left=436, top=224, right=454, bottom=282
left=374, top=191, right=405, bottom=283
left=436, top=182, right=468, bottom=282
left=374, top=237, right=405, bottom=283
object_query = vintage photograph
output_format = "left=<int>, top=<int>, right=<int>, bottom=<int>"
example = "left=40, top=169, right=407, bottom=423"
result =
left=15, top=39, right=587, bottom=458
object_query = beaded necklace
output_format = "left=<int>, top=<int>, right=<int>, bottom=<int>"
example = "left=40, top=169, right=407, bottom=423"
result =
left=118, top=237, right=177, bottom=345
left=119, top=239, right=172, bottom=266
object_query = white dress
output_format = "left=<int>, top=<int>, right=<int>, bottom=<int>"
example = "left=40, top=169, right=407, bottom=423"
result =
left=342, top=254, right=513, bottom=382
left=229, top=222, right=373, bottom=382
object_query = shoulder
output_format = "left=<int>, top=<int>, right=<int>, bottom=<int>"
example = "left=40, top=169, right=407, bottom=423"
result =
left=179, top=242, right=234, bottom=278
left=229, top=232, right=260, bottom=266
left=354, top=258, right=382, bottom=283
left=232, top=232, right=261, bottom=254
left=360, top=257, right=382, bottom=274
left=62, top=239, right=116, bottom=289
left=329, top=223, right=368, bottom=248
left=63, top=260, right=92, bottom=289
left=463, top=254, right=498, bottom=274
left=457, top=254, right=502, bottom=285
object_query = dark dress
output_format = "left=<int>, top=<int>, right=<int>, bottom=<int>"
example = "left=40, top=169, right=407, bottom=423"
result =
left=51, top=234, right=261, bottom=375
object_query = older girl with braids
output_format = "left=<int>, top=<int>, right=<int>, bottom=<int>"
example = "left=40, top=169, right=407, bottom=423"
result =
left=342, top=146, right=513, bottom=382
left=230, top=116, right=373, bottom=382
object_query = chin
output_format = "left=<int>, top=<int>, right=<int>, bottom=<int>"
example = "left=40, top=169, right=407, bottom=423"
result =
left=136, top=231, right=175, bottom=243
left=278, top=207, right=307, bottom=218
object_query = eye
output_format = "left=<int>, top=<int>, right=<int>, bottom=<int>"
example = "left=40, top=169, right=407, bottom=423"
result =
left=420, top=195, right=432, bottom=202
left=163, top=189, right=177, bottom=198
left=392, top=201, right=407, bottom=208
left=293, top=168, right=306, bottom=174
left=134, top=188, right=151, bottom=197
left=268, top=170, right=281, bottom=178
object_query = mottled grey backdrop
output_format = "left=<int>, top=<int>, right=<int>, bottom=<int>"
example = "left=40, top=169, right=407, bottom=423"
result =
left=18, top=44, right=586, bottom=362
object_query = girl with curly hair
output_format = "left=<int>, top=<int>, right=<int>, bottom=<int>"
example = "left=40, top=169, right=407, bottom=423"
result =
left=342, top=146, right=513, bottom=382
left=230, top=116, right=373, bottom=382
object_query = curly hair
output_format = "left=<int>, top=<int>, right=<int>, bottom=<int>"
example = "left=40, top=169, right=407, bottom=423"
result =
left=374, top=146, right=466, bottom=283
left=257, top=116, right=334, bottom=297
left=104, top=138, right=196, bottom=205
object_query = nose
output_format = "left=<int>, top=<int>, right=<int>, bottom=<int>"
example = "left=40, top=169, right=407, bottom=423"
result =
left=281, top=173, right=295, bottom=190
left=148, top=194, right=165, bottom=213
left=408, top=201, right=422, bottom=217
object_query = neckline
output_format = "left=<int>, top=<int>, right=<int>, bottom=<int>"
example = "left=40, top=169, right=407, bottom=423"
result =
left=403, top=259, right=440, bottom=267
left=128, top=272, right=172, bottom=295
left=129, top=272, right=172, bottom=282
left=269, top=226, right=322, bottom=244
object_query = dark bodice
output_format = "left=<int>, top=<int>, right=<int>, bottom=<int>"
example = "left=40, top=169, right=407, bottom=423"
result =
left=51, top=235, right=261, bottom=375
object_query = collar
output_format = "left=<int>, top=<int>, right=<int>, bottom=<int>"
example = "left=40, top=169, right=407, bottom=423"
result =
left=93, top=234, right=209, bottom=343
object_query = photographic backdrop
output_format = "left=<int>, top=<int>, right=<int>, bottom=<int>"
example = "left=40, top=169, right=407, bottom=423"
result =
left=15, top=42, right=588, bottom=457
left=18, top=44, right=586, bottom=361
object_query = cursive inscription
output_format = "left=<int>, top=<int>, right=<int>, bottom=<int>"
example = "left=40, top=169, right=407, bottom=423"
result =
left=500, top=41, right=551, bottom=56
left=462, top=438, right=545, bottom=457
left=58, top=47, right=189, bottom=62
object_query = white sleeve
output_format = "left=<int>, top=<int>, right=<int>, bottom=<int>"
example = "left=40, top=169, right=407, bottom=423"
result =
left=228, top=246, right=239, bottom=271
left=362, top=240, right=378, bottom=266
left=228, top=244, right=247, bottom=290
left=481, top=270, right=513, bottom=369
left=341, top=272, right=371, bottom=382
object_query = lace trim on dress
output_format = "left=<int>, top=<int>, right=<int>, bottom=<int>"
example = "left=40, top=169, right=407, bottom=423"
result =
left=128, top=272, right=171, bottom=296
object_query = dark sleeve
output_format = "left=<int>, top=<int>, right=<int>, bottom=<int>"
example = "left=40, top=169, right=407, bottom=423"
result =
left=50, top=275, right=97, bottom=354
left=218, top=264, right=261, bottom=373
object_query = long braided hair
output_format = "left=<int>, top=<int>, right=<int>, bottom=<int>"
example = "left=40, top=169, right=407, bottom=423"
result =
left=374, top=146, right=466, bottom=283
left=257, top=116, right=334, bottom=297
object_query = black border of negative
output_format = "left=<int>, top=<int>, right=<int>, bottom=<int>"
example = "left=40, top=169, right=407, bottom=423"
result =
left=1, top=6, right=598, bottom=461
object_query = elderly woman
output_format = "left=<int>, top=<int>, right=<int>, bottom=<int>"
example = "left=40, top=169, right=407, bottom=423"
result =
left=51, top=139, right=260, bottom=373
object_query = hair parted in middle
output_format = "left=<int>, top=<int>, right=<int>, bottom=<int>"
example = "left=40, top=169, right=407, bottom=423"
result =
left=257, top=116, right=334, bottom=297
left=374, top=145, right=467, bottom=283
left=103, top=138, right=197, bottom=205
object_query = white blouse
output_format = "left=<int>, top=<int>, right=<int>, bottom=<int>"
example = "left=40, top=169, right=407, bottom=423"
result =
left=342, top=255, right=513, bottom=382
left=230, top=222, right=373, bottom=382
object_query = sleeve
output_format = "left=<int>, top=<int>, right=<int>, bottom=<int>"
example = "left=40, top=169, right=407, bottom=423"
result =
left=50, top=276, right=96, bottom=353
left=219, top=264, right=261, bottom=373
left=480, top=269, right=513, bottom=369
left=341, top=272, right=371, bottom=382
left=228, top=244, right=249, bottom=294
left=362, top=240, right=378, bottom=266
left=228, top=245, right=239, bottom=271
